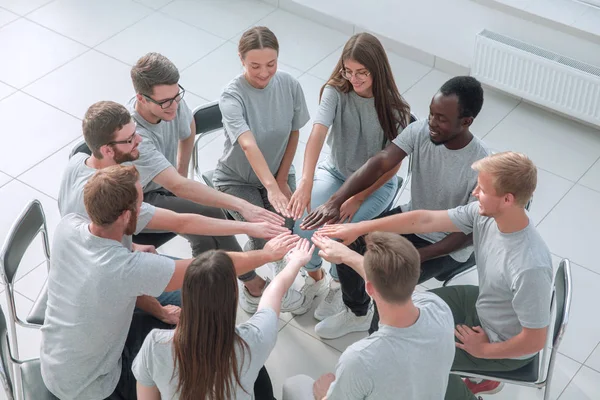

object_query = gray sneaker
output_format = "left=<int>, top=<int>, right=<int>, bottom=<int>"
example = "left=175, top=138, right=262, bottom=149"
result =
left=239, top=277, right=306, bottom=314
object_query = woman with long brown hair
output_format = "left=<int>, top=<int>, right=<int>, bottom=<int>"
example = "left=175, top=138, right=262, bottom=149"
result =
left=132, top=238, right=314, bottom=400
left=288, top=32, right=411, bottom=322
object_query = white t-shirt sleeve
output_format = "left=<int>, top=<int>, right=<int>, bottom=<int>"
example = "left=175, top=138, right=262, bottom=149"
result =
left=131, top=331, right=156, bottom=387
left=291, top=80, right=310, bottom=131
left=125, top=253, right=175, bottom=297
left=391, top=120, right=420, bottom=155
left=237, top=307, right=279, bottom=369
left=326, top=350, right=372, bottom=400
left=313, top=85, right=339, bottom=128
left=448, top=201, right=479, bottom=235
left=133, top=140, right=174, bottom=188
left=135, top=202, right=156, bottom=234
left=220, top=91, right=250, bottom=144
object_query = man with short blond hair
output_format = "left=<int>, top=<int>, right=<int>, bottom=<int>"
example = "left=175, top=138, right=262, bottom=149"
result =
left=283, top=232, right=455, bottom=400
left=319, top=152, right=553, bottom=399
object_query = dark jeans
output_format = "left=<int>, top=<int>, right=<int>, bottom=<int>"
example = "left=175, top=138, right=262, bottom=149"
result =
left=336, top=205, right=464, bottom=333
left=430, top=285, right=535, bottom=400
left=254, top=366, right=276, bottom=400
left=106, top=290, right=182, bottom=400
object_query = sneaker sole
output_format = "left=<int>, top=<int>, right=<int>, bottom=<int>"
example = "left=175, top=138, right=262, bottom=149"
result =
left=314, top=308, right=343, bottom=321
left=473, top=382, right=504, bottom=395
left=315, top=321, right=371, bottom=340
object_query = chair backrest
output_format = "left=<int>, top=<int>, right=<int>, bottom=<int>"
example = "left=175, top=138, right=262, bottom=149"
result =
left=0, top=307, right=14, bottom=399
left=193, top=101, right=223, bottom=137
left=69, top=140, right=91, bottom=159
left=0, top=200, right=49, bottom=285
left=552, top=259, right=572, bottom=347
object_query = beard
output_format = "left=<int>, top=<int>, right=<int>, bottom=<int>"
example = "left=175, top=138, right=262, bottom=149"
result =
left=429, top=137, right=447, bottom=146
left=124, top=210, right=138, bottom=236
left=113, top=147, right=139, bottom=164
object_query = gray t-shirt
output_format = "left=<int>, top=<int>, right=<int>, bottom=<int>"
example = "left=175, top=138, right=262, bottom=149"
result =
left=393, top=120, right=489, bottom=262
left=315, top=85, right=400, bottom=178
left=129, top=98, right=194, bottom=192
left=58, top=152, right=156, bottom=250
left=326, top=292, right=455, bottom=400
left=132, top=307, right=279, bottom=399
left=449, top=202, right=553, bottom=356
left=213, top=71, right=310, bottom=187
left=40, top=214, right=175, bottom=400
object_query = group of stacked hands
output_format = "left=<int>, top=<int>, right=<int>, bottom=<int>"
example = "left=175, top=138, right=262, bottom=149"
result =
left=37, top=26, right=553, bottom=400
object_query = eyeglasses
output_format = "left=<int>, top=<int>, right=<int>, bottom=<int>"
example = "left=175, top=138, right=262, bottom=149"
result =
left=107, top=131, right=136, bottom=146
left=340, top=69, right=370, bottom=81
left=142, top=84, right=185, bottom=109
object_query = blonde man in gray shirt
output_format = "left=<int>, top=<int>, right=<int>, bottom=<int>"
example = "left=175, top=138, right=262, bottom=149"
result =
left=319, top=152, right=552, bottom=400
left=283, top=232, right=455, bottom=400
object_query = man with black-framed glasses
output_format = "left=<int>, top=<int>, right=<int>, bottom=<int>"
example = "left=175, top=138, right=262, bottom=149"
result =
left=128, top=52, right=304, bottom=311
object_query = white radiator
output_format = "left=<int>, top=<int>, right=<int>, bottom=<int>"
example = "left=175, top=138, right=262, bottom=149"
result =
left=472, top=30, right=600, bottom=127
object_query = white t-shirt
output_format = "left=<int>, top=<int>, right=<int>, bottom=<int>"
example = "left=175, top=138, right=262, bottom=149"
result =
left=40, top=214, right=175, bottom=399
left=132, top=307, right=279, bottom=399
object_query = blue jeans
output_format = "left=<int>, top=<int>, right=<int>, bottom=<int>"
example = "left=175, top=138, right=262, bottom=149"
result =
left=293, top=162, right=397, bottom=280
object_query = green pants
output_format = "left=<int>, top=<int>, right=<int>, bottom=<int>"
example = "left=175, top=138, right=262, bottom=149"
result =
left=430, top=286, right=534, bottom=400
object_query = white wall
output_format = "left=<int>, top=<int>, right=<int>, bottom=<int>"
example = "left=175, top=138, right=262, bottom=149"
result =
left=283, top=0, right=600, bottom=71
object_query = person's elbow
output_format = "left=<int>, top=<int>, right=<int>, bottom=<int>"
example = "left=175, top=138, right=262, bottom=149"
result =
left=525, top=326, right=548, bottom=354
left=365, top=152, right=392, bottom=177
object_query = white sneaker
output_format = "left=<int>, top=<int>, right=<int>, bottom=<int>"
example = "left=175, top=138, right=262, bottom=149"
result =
left=239, top=277, right=306, bottom=314
left=314, top=280, right=344, bottom=321
left=291, top=272, right=330, bottom=316
left=315, top=304, right=374, bottom=339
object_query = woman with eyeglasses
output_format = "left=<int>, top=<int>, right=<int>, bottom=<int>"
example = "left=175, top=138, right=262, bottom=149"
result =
left=212, top=26, right=310, bottom=315
left=288, top=32, right=412, bottom=320
left=132, top=238, right=314, bottom=400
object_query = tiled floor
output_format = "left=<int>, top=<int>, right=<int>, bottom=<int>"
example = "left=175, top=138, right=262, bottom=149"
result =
left=0, top=0, right=599, bottom=399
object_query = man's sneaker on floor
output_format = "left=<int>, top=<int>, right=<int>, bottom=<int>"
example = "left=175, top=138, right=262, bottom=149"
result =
left=239, top=277, right=306, bottom=314
left=314, top=280, right=344, bottom=321
left=315, top=304, right=374, bottom=339
left=291, top=273, right=330, bottom=316
left=464, top=378, right=504, bottom=395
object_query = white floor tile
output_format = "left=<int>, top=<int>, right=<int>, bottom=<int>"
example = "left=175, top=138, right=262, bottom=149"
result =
left=182, top=91, right=210, bottom=112
left=296, top=73, right=327, bottom=143
left=553, top=261, right=600, bottom=363
left=305, top=47, right=342, bottom=81
left=15, top=263, right=47, bottom=302
left=133, top=0, right=173, bottom=10
left=0, top=92, right=81, bottom=176
left=484, top=103, right=600, bottom=182
left=402, top=69, right=452, bottom=119
left=253, top=10, right=348, bottom=72
left=27, top=0, right=152, bottom=47
left=0, top=18, right=86, bottom=88
left=17, top=141, right=76, bottom=200
left=180, top=41, right=240, bottom=102
left=24, top=50, right=134, bottom=119
left=538, top=185, right=600, bottom=273
left=473, top=88, right=521, bottom=139
left=0, top=7, right=17, bottom=27
left=0, top=80, right=16, bottom=100
left=528, top=168, right=574, bottom=226
left=0, top=0, right=52, bottom=16
left=387, top=51, right=433, bottom=94
left=579, top=157, right=600, bottom=193
left=558, top=366, right=600, bottom=400
left=277, top=63, right=304, bottom=79
left=0, top=171, right=11, bottom=188
left=265, top=324, right=341, bottom=398
left=96, top=12, right=225, bottom=69
left=583, top=342, right=600, bottom=373
left=161, top=0, right=275, bottom=40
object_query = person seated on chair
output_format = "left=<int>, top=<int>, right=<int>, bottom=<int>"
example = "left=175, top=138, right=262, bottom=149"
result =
left=282, top=232, right=455, bottom=400
left=59, top=100, right=289, bottom=326
left=42, top=164, right=299, bottom=400
left=212, top=26, right=310, bottom=314
left=132, top=239, right=314, bottom=400
left=319, top=152, right=552, bottom=400
left=127, top=52, right=299, bottom=312
left=287, top=32, right=412, bottom=319
left=301, top=76, right=489, bottom=339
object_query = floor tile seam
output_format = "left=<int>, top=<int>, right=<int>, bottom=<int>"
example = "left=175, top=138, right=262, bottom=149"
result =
left=18, top=48, right=93, bottom=92
left=282, top=320, right=344, bottom=355
left=478, top=97, right=522, bottom=140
